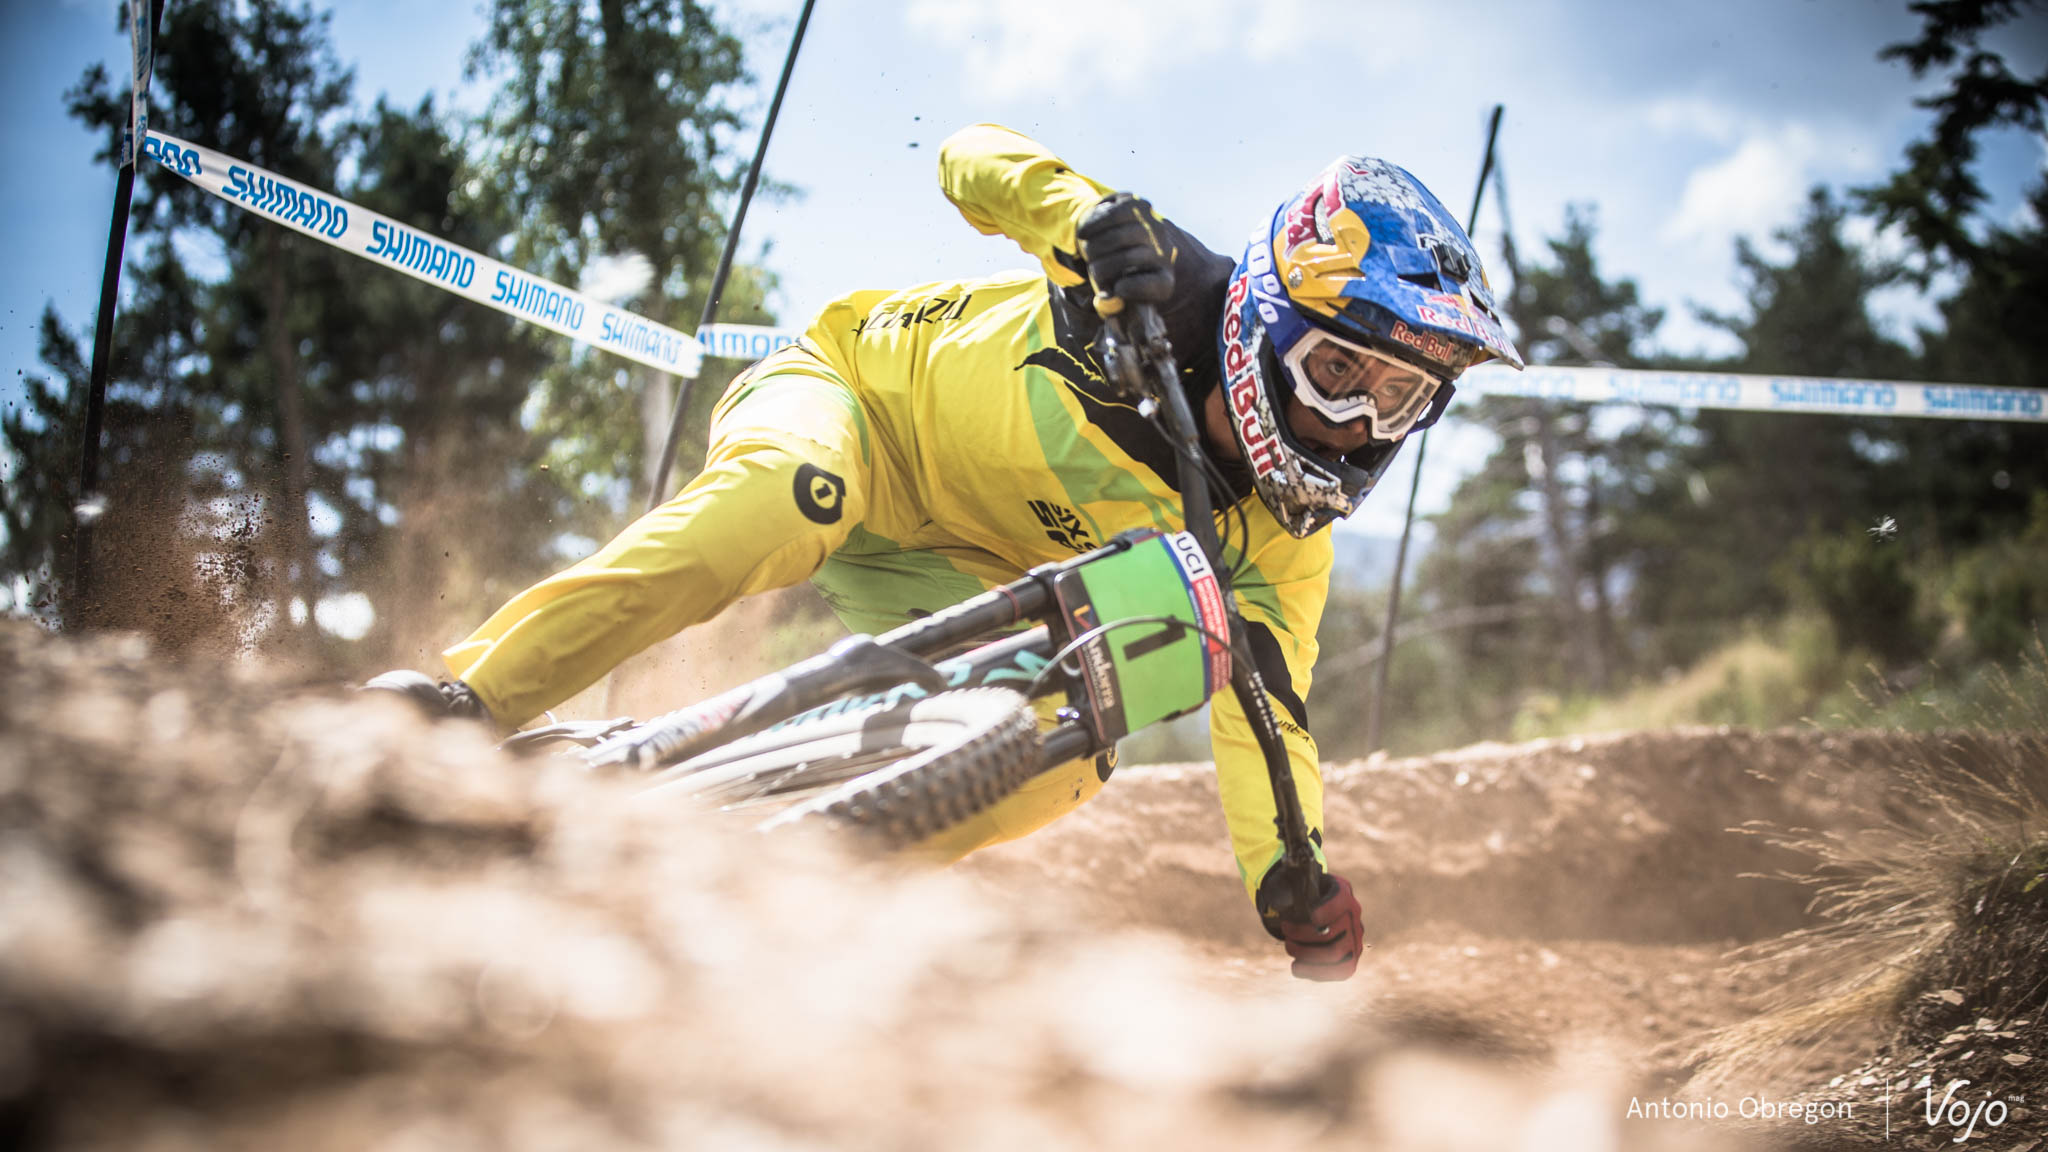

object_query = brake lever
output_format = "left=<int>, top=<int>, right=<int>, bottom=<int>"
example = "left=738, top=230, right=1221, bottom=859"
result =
left=1094, top=310, right=1147, bottom=407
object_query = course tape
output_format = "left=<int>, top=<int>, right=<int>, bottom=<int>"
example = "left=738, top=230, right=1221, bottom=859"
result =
left=694, top=322, right=802, bottom=362
left=628, top=320, right=2047, bottom=424
left=147, top=134, right=2032, bottom=429
left=1456, top=364, right=2045, bottom=422
left=139, top=131, right=703, bottom=378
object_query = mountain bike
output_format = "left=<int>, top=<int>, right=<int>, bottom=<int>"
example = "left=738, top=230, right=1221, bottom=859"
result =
left=507, top=304, right=1326, bottom=920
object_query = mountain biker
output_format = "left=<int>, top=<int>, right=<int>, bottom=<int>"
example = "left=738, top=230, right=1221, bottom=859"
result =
left=371, top=123, right=1522, bottom=981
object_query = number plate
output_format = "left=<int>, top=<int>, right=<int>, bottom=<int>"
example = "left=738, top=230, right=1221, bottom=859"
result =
left=1051, top=531, right=1232, bottom=743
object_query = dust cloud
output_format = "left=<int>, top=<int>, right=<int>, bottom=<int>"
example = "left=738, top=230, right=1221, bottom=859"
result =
left=6, top=623, right=2022, bottom=1149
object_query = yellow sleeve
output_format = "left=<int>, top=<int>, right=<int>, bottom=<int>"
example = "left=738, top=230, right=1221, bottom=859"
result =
left=1208, top=528, right=1333, bottom=907
left=937, top=123, right=1114, bottom=288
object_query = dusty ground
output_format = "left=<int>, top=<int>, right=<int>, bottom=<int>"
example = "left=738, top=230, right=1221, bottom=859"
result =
left=0, top=624, right=2038, bottom=1149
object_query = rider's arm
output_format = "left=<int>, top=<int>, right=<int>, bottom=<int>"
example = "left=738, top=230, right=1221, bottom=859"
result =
left=937, top=123, right=1114, bottom=287
left=938, top=122, right=1235, bottom=385
left=1207, top=526, right=1335, bottom=910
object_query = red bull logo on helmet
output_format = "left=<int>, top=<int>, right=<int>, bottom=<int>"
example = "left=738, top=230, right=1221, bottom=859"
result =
left=1390, top=321, right=1463, bottom=366
left=1222, top=270, right=1285, bottom=481
left=1231, top=380, right=1286, bottom=479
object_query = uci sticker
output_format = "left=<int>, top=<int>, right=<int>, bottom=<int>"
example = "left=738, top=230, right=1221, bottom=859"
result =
left=793, top=463, right=846, bottom=525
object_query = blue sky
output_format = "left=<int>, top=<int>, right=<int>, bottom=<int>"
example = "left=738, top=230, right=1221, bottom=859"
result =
left=4, top=0, right=2044, bottom=537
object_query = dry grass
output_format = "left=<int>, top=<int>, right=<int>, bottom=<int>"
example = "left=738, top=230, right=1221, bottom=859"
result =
left=1685, top=642, right=2048, bottom=1099
left=1515, top=632, right=1811, bottom=740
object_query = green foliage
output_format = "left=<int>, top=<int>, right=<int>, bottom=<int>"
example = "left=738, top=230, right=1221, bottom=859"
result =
left=1702, top=188, right=1916, bottom=378
left=4, top=0, right=774, bottom=669
left=1357, top=167, right=2041, bottom=756
left=467, top=0, right=745, bottom=290
left=1511, top=204, right=1665, bottom=368
left=1511, top=631, right=1810, bottom=738
left=1392, top=203, right=1666, bottom=751
left=1779, top=523, right=1931, bottom=667
left=1856, top=0, right=2048, bottom=274
left=317, top=97, right=586, bottom=662
left=65, top=0, right=360, bottom=650
left=1827, top=637, right=2048, bottom=731
left=466, top=0, right=779, bottom=502
left=4, top=228, right=214, bottom=634
left=1925, top=182, right=2048, bottom=391
left=1622, top=190, right=1920, bottom=671
left=1900, top=184, right=2048, bottom=552
left=2, top=309, right=91, bottom=618
left=1947, top=493, right=2048, bottom=661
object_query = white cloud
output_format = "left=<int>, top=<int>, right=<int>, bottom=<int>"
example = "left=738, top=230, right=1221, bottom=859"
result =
left=1841, top=212, right=1916, bottom=267
left=903, top=0, right=1307, bottom=100
left=1661, top=125, right=1826, bottom=247
left=1843, top=214, right=1957, bottom=350
left=1640, top=96, right=1742, bottom=145
left=1238, top=0, right=1313, bottom=61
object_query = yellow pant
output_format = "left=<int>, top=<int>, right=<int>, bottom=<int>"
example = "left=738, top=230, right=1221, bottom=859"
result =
left=445, top=361, right=1107, bottom=859
left=445, top=366, right=869, bottom=726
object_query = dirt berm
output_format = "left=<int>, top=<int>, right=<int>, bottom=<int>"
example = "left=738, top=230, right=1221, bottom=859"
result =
left=0, top=624, right=1985, bottom=1149
left=963, top=728, right=1898, bottom=952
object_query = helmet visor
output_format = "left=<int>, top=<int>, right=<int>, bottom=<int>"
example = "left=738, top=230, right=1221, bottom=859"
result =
left=1282, top=328, right=1446, bottom=440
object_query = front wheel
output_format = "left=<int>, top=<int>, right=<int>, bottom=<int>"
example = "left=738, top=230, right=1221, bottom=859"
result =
left=635, top=687, right=1043, bottom=846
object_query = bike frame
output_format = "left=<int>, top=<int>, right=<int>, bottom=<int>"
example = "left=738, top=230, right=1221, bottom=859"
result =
left=553, top=529, right=1209, bottom=775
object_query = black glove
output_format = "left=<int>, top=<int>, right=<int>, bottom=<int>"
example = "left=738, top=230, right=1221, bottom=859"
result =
left=363, top=669, right=493, bottom=724
left=1270, top=872, right=1365, bottom=982
left=1076, top=192, right=1175, bottom=316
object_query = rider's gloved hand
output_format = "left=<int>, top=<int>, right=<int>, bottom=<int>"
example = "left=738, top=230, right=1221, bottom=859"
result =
left=363, top=669, right=493, bottom=724
left=1077, top=192, right=1175, bottom=317
left=1266, top=872, right=1365, bottom=982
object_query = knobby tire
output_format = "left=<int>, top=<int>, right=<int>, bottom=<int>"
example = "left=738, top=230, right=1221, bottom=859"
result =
left=636, top=687, right=1042, bottom=846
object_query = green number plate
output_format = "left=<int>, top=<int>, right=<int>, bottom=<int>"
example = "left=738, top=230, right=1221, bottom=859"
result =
left=1053, top=531, right=1233, bottom=743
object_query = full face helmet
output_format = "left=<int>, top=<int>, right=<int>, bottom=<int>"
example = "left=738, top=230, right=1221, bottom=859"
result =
left=1218, top=156, right=1524, bottom=537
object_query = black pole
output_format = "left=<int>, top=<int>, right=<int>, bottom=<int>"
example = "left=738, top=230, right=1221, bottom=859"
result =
left=1365, top=103, right=1503, bottom=753
left=647, top=0, right=817, bottom=509
left=71, top=0, right=166, bottom=625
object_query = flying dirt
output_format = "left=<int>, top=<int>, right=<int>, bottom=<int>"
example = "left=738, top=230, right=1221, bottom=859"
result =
left=1, top=622, right=2039, bottom=1150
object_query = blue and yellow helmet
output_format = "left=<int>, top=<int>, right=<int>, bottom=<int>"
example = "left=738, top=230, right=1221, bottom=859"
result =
left=1218, top=155, right=1522, bottom=537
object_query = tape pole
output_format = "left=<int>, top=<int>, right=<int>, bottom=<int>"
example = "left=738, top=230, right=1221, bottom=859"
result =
left=648, top=0, right=819, bottom=510
left=138, top=132, right=703, bottom=379
left=72, top=0, right=165, bottom=625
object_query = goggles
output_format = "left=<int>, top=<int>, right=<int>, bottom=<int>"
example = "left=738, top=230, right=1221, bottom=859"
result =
left=1281, top=328, right=1447, bottom=440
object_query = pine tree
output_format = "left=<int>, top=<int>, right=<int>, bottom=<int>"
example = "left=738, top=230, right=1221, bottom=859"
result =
left=466, top=0, right=779, bottom=506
